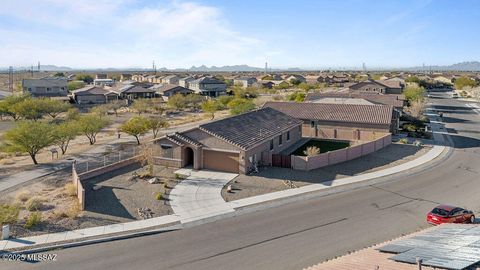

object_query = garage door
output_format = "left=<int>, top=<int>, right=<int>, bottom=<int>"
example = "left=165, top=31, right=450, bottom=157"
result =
left=203, top=150, right=239, bottom=173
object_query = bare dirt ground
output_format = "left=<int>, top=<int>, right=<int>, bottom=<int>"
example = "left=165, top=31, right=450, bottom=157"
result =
left=0, top=164, right=179, bottom=238
left=223, top=143, right=431, bottom=201
left=0, top=109, right=229, bottom=176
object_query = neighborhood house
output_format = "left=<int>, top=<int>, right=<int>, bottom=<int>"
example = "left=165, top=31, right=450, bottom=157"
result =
left=22, top=77, right=68, bottom=97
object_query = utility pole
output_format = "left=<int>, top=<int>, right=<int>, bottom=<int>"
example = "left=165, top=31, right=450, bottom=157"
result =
left=264, top=62, right=268, bottom=75
left=152, top=60, right=156, bottom=75
left=8, top=66, right=13, bottom=92
left=37, top=61, right=41, bottom=72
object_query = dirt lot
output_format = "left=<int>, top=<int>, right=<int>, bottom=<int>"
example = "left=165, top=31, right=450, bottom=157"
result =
left=0, top=164, right=180, bottom=238
left=222, top=143, right=431, bottom=201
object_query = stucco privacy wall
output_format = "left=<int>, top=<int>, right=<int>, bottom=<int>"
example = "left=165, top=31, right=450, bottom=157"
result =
left=291, top=134, right=392, bottom=171
left=72, top=163, right=85, bottom=210
left=71, top=157, right=140, bottom=210
left=302, top=123, right=390, bottom=141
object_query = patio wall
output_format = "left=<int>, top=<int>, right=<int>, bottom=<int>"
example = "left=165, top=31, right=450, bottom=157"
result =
left=291, top=133, right=391, bottom=171
left=71, top=156, right=140, bottom=210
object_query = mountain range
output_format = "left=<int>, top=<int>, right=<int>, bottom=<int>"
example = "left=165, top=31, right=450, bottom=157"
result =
left=2, top=61, right=480, bottom=72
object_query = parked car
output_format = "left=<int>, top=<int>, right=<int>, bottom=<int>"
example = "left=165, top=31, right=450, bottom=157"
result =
left=451, top=92, right=459, bottom=98
left=427, top=205, right=475, bottom=225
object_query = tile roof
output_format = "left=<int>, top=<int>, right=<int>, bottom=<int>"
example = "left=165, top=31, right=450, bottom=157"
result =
left=305, top=92, right=405, bottom=108
left=152, top=84, right=191, bottom=94
left=190, top=77, right=225, bottom=85
left=198, top=107, right=302, bottom=150
left=72, top=86, right=112, bottom=96
left=22, top=77, right=67, bottom=88
left=122, top=85, right=156, bottom=94
left=263, top=102, right=393, bottom=126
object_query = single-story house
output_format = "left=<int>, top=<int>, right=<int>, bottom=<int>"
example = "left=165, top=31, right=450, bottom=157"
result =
left=114, top=85, right=157, bottom=100
left=284, top=75, right=306, bottom=83
left=71, top=86, right=118, bottom=104
left=153, top=107, right=303, bottom=174
left=152, top=84, right=193, bottom=100
left=349, top=80, right=404, bottom=94
left=95, top=74, right=108, bottom=79
left=263, top=101, right=398, bottom=139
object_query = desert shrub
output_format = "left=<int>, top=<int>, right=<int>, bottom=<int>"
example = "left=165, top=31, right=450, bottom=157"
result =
left=64, top=183, right=77, bottom=196
left=24, top=212, right=42, bottom=229
left=403, top=124, right=417, bottom=132
left=399, top=138, right=408, bottom=144
left=67, top=201, right=81, bottom=218
left=155, top=192, right=162, bottom=200
left=25, top=196, right=44, bottom=211
left=0, top=204, right=20, bottom=225
left=304, top=146, right=320, bottom=156
left=15, top=191, right=30, bottom=203
left=163, top=181, right=169, bottom=189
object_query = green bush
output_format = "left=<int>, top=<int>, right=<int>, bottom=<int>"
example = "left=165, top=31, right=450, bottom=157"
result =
left=25, top=196, right=44, bottom=211
left=403, top=124, right=417, bottom=132
left=24, top=212, right=42, bottom=229
left=0, top=204, right=20, bottom=225
left=155, top=192, right=162, bottom=200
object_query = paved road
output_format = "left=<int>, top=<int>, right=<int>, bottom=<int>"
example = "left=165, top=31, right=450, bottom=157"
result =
left=2, top=93, right=480, bottom=270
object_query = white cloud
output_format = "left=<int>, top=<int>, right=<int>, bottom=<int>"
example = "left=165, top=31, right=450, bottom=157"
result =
left=0, top=0, right=268, bottom=68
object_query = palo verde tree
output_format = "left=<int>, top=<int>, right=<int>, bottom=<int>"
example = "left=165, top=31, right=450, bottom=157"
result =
left=0, top=94, right=30, bottom=120
left=52, top=121, right=80, bottom=155
left=121, top=116, right=150, bottom=145
left=146, top=117, right=169, bottom=139
left=78, top=114, right=109, bottom=145
left=3, top=121, right=54, bottom=164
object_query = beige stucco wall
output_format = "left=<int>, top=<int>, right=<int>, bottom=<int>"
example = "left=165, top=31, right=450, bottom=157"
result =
left=242, top=124, right=302, bottom=174
left=183, top=129, right=241, bottom=151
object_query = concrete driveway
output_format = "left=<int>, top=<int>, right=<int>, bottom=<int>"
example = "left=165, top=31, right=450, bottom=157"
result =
left=170, top=169, right=238, bottom=223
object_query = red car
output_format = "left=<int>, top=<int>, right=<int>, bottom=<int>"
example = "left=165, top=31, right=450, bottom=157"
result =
left=427, top=205, right=475, bottom=225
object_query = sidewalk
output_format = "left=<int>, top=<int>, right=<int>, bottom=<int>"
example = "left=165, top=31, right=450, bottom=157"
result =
left=0, top=215, right=179, bottom=251
left=0, top=112, right=450, bottom=252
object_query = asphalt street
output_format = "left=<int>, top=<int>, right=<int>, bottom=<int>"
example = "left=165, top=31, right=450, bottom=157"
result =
left=2, top=91, right=480, bottom=270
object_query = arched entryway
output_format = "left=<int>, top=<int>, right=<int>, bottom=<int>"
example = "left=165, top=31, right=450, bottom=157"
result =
left=185, top=147, right=194, bottom=167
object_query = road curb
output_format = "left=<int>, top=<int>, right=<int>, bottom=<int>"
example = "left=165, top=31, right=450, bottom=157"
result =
left=0, top=223, right=181, bottom=255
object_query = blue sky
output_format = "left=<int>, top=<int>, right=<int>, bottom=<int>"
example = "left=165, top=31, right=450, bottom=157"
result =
left=0, top=0, right=479, bottom=69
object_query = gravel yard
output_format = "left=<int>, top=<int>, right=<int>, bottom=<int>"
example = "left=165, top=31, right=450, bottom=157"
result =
left=83, top=165, right=179, bottom=224
left=223, top=143, right=431, bottom=201
left=0, top=165, right=179, bottom=238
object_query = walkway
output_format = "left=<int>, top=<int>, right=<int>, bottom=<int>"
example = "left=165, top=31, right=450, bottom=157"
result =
left=170, top=169, right=238, bottom=223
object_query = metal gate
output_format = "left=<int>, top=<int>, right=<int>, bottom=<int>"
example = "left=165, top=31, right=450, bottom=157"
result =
left=272, top=154, right=291, bottom=168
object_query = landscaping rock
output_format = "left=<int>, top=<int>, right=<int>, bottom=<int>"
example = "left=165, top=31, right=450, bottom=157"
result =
left=147, top=177, right=160, bottom=184
left=137, top=207, right=154, bottom=219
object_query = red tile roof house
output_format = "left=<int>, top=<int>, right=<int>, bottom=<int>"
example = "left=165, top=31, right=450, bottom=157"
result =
left=152, top=108, right=303, bottom=174
left=263, top=102, right=398, bottom=140
left=151, top=102, right=396, bottom=174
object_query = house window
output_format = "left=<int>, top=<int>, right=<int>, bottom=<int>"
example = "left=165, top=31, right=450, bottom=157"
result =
left=160, top=144, right=173, bottom=158
left=279, top=134, right=283, bottom=146
left=310, top=121, right=315, bottom=128
left=270, top=140, right=274, bottom=151
left=287, top=131, right=290, bottom=141
left=46, top=88, right=51, bottom=92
